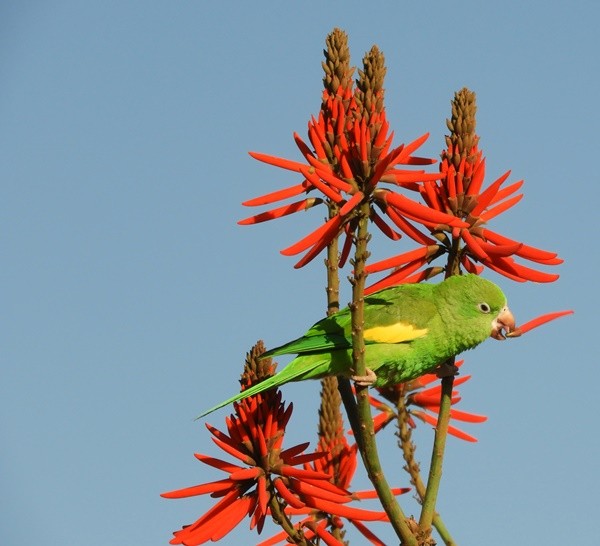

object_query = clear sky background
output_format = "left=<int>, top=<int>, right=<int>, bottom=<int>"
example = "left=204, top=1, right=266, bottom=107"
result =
left=2, top=2, right=598, bottom=545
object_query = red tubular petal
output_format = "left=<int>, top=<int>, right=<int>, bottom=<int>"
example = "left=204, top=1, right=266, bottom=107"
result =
left=360, top=118, right=368, bottom=163
left=229, top=467, right=262, bottom=481
left=194, top=454, right=241, bottom=473
left=161, top=479, right=234, bottom=499
left=257, top=475, right=269, bottom=517
left=381, top=191, right=467, bottom=228
left=484, top=258, right=528, bottom=282
left=384, top=206, right=437, bottom=245
left=311, top=520, right=345, bottom=546
left=349, top=519, right=387, bottom=546
left=373, top=118, right=389, bottom=147
left=365, top=246, right=430, bottom=274
left=382, top=169, right=442, bottom=186
left=169, top=489, right=244, bottom=544
left=293, top=223, right=343, bottom=268
left=447, top=425, right=478, bottom=442
left=370, top=208, right=402, bottom=240
left=280, top=442, right=310, bottom=460
left=285, top=451, right=330, bottom=466
left=394, top=132, right=430, bottom=164
left=466, top=158, right=486, bottom=196
left=445, top=165, right=457, bottom=199
left=461, top=229, right=489, bottom=261
left=417, top=375, right=470, bottom=399
left=238, top=198, right=322, bottom=225
left=278, top=465, right=332, bottom=480
left=354, top=487, right=410, bottom=500
left=249, top=151, right=306, bottom=172
left=509, top=310, right=573, bottom=336
left=209, top=496, right=254, bottom=542
left=481, top=194, right=524, bottom=221
left=206, top=423, right=239, bottom=449
left=242, top=182, right=310, bottom=207
left=482, top=229, right=559, bottom=263
left=364, top=257, right=428, bottom=294
left=412, top=410, right=439, bottom=427
left=489, top=256, right=560, bottom=283
left=293, top=132, right=314, bottom=160
left=489, top=180, right=524, bottom=205
left=211, top=436, right=252, bottom=464
left=421, top=180, right=443, bottom=211
left=399, top=266, right=444, bottom=285
left=303, top=495, right=387, bottom=521
left=449, top=409, right=488, bottom=423
left=470, top=170, right=511, bottom=216
left=308, top=119, right=327, bottom=159
left=305, top=155, right=353, bottom=193
left=456, top=163, right=465, bottom=194
left=187, top=494, right=253, bottom=544
left=461, top=254, right=484, bottom=275
left=379, top=131, right=394, bottom=160
left=339, top=192, right=363, bottom=216
left=281, top=215, right=343, bottom=256
left=478, top=239, right=523, bottom=257
left=293, top=478, right=352, bottom=503
left=273, top=477, right=305, bottom=508
left=340, top=153, right=354, bottom=180
left=300, top=167, right=344, bottom=203
left=301, top=476, right=352, bottom=496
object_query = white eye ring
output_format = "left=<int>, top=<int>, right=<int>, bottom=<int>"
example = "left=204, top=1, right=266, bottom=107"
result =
left=478, top=302, right=491, bottom=313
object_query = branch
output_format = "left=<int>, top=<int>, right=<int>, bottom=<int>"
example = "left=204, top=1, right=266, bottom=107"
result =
left=397, top=397, right=457, bottom=545
left=349, top=201, right=418, bottom=546
left=418, top=367, right=455, bottom=533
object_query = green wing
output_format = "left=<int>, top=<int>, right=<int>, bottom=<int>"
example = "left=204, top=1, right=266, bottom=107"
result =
left=263, top=283, right=438, bottom=358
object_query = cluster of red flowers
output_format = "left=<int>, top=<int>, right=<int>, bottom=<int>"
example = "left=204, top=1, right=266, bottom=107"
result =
left=241, top=80, right=563, bottom=293
left=240, top=79, right=467, bottom=269
left=364, top=127, right=563, bottom=292
left=370, top=361, right=486, bottom=443
left=162, top=349, right=409, bottom=546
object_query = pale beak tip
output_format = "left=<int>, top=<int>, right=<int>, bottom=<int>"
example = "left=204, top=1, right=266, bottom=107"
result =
left=491, top=306, right=516, bottom=341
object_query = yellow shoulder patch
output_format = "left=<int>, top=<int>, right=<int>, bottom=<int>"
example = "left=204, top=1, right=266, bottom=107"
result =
left=364, top=322, right=428, bottom=344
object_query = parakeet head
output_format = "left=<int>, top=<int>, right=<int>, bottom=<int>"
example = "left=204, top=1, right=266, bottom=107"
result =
left=436, top=274, right=515, bottom=341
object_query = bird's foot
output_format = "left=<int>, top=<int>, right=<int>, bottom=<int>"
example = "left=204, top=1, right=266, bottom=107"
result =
left=351, top=367, right=377, bottom=387
left=435, top=361, right=459, bottom=378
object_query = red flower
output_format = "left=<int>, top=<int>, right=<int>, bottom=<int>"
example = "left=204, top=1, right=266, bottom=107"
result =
left=507, top=310, right=573, bottom=338
left=370, top=361, right=487, bottom=442
left=364, top=88, right=563, bottom=292
left=162, top=346, right=410, bottom=546
left=257, top=407, right=410, bottom=546
left=240, top=49, right=468, bottom=269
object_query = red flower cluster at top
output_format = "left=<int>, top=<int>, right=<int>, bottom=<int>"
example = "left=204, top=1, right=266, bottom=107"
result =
left=240, top=70, right=468, bottom=269
left=364, top=89, right=564, bottom=292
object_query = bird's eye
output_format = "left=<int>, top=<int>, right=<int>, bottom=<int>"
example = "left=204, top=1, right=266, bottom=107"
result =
left=478, top=302, right=491, bottom=313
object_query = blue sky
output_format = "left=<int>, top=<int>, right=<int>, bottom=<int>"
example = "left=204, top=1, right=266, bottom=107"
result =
left=2, top=2, right=598, bottom=545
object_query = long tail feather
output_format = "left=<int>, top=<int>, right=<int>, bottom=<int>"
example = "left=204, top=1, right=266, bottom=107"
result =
left=195, top=374, right=283, bottom=419
left=196, top=354, right=328, bottom=419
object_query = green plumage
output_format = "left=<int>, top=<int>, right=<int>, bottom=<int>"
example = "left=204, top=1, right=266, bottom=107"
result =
left=198, top=274, right=509, bottom=418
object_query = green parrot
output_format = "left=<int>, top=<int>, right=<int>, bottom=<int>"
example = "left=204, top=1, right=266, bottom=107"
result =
left=199, top=274, right=515, bottom=417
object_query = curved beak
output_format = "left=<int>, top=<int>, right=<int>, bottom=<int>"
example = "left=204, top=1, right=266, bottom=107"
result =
left=491, top=305, right=515, bottom=340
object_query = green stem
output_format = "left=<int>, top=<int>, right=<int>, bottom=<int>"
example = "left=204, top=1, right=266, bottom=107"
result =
left=349, top=202, right=417, bottom=546
left=397, top=396, right=457, bottom=545
left=269, top=489, right=315, bottom=545
left=418, top=366, right=455, bottom=532
left=325, top=204, right=341, bottom=317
